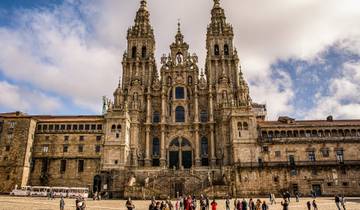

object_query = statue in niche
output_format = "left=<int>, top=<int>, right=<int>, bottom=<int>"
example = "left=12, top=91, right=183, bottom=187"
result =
left=144, top=176, right=149, bottom=187
left=127, top=175, right=136, bottom=187
left=176, top=53, right=183, bottom=64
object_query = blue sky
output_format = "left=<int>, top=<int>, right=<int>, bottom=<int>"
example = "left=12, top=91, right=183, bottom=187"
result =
left=0, top=0, right=360, bottom=120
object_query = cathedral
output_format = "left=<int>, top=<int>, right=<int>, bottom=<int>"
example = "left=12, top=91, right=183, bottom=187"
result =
left=1, top=0, right=360, bottom=198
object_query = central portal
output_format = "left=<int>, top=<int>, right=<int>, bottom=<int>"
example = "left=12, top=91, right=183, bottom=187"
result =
left=168, top=138, right=192, bottom=169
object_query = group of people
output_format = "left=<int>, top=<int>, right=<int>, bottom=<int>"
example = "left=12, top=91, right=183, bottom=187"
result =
left=334, top=195, right=347, bottom=210
left=75, top=196, right=87, bottom=210
left=229, top=197, right=269, bottom=210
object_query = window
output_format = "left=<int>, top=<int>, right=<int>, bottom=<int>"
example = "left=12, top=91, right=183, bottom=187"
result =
left=243, top=122, right=248, bottom=130
left=79, top=136, right=84, bottom=141
left=152, top=138, right=160, bottom=156
left=262, top=146, right=269, bottom=153
left=97, top=124, right=103, bottom=130
left=114, top=160, right=118, bottom=165
left=175, top=87, right=185, bottom=99
left=321, top=148, right=329, bottom=157
left=201, top=137, right=208, bottom=156
left=95, top=145, right=101, bottom=153
left=111, top=124, right=116, bottom=132
left=336, top=150, right=344, bottom=163
left=79, top=124, right=84, bottom=130
left=308, top=151, right=316, bottom=162
left=49, top=124, right=54, bottom=130
left=153, top=111, right=160, bottom=123
left=141, top=46, right=146, bottom=58
left=60, top=160, right=66, bottom=173
left=327, top=182, right=333, bottom=187
left=43, top=124, right=48, bottom=130
left=289, top=155, right=295, bottom=166
left=342, top=182, right=349, bottom=187
left=61, top=124, right=65, bottom=130
left=63, top=145, right=68, bottom=153
left=43, top=146, right=49, bottom=153
left=91, top=124, right=96, bottom=130
left=131, top=46, right=137, bottom=58
left=5, top=145, right=10, bottom=151
left=188, top=76, right=193, bottom=85
left=117, top=125, right=121, bottom=131
left=258, top=158, right=264, bottom=169
left=37, top=125, right=42, bottom=131
left=55, top=124, right=59, bottom=130
left=224, top=44, right=229, bottom=55
left=85, top=124, right=90, bottom=130
left=214, top=44, right=220, bottom=56
left=175, top=106, right=185, bottom=122
left=64, top=136, right=69, bottom=141
left=96, top=136, right=102, bottom=141
left=78, top=145, right=84, bottom=153
left=275, top=151, right=281, bottom=158
left=200, top=111, right=208, bottom=123
left=167, top=76, right=172, bottom=86
left=66, top=124, right=71, bottom=130
left=45, top=136, right=50, bottom=141
left=116, top=133, right=120, bottom=138
left=78, top=160, right=84, bottom=172
left=73, top=124, right=78, bottom=130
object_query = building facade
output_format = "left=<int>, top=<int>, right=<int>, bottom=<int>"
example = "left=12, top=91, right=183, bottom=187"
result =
left=1, top=0, right=360, bottom=198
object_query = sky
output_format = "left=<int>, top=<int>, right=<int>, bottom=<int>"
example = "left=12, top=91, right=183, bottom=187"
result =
left=0, top=0, right=360, bottom=120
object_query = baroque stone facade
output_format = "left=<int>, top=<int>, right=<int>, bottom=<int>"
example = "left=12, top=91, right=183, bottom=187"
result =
left=1, top=0, right=360, bottom=198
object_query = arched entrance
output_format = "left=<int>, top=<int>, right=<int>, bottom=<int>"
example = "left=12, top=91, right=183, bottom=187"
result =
left=93, top=175, right=101, bottom=193
left=168, top=138, right=192, bottom=169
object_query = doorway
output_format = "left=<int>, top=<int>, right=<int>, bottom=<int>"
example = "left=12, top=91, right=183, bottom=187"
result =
left=182, top=151, right=192, bottom=169
left=93, top=175, right=102, bottom=193
left=312, top=184, right=322, bottom=196
left=169, top=151, right=179, bottom=169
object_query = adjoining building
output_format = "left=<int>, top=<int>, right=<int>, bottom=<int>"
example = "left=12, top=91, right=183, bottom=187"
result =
left=1, top=0, right=360, bottom=198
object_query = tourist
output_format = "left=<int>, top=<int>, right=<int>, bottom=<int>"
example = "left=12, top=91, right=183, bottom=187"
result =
left=59, top=196, right=65, bottom=210
left=335, top=195, right=341, bottom=210
left=180, top=196, right=184, bottom=210
left=164, top=203, right=171, bottom=210
left=233, top=198, right=237, bottom=210
left=270, top=194, right=276, bottom=205
left=341, top=195, right=346, bottom=210
left=235, top=199, right=241, bottom=210
left=75, top=196, right=80, bottom=210
left=175, top=198, right=180, bottom=210
left=161, top=201, right=166, bottom=210
left=226, top=197, right=231, bottom=210
left=155, top=201, right=162, bottom=210
left=200, top=195, right=206, bottom=210
left=255, top=199, right=261, bottom=210
left=249, top=198, right=255, bottom=210
left=206, top=196, right=210, bottom=210
left=149, top=200, right=157, bottom=210
left=126, top=197, right=135, bottom=210
left=192, top=195, right=197, bottom=210
left=281, top=200, right=289, bottom=210
left=295, top=192, right=300, bottom=202
left=242, top=198, right=248, bottom=210
left=312, top=200, right=318, bottom=210
left=261, top=201, right=268, bottom=210
left=306, top=201, right=311, bottom=210
left=167, top=197, right=174, bottom=209
left=286, top=191, right=291, bottom=202
left=186, top=195, right=192, bottom=210
left=211, top=199, right=217, bottom=210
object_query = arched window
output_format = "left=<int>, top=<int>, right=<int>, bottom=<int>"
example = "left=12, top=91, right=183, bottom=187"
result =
left=224, top=44, right=229, bottom=55
left=201, top=137, right=208, bottom=156
left=117, top=125, right=121, bottom=130
left=175, top=106, right=185, bottom=122
left=111, top=124, right=116, bottom=132
left=153, top=111, right=160, bottom=123
left=200, top=110, right=208, bottom=123
left=243, top=122, right=248, bottom=130
left=131, top=46, right=137, bottom=58
left=237, top=122, right=242, bottom=137
left=141, top=46, right=146, bottom=58
left=152, top=138, right=160, bottom=156
left=175, top=87, right=185, bottom=99
left=214, top=44, right=220, bottom=56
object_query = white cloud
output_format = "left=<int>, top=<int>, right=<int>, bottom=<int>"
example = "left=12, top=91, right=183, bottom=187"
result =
left=0, top=0, right=359, bottom=119
left=0, top=81, right=62, bottom=113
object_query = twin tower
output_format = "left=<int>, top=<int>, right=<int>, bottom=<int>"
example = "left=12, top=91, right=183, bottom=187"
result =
left=103, top=0, right=265, bottom=171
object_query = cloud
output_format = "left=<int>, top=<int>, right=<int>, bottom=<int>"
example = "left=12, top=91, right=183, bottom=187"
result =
left=0, top=0, right=359, bottom=119
left=0, top=81, right=62, bottom=113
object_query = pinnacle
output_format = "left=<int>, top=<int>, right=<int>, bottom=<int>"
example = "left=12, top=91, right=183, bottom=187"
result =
left=214, top=0, right=220, bottom=7
left=140, top=0, right=147, bottom=9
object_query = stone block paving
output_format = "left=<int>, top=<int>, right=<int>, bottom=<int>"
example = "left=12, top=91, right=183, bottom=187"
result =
left=0, top=196, right=359, bottom=210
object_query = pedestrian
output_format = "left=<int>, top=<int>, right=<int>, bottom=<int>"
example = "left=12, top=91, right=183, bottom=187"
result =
left=281, top=200, right=289, bottom=210
left=335, top=195, right=341, bottom=210
left=242, top=198, right=248, bottom=210
left=236, top=200, right=242, bottom=210
left=255, top=199, right=261, bottom=210
left=312, top=200, right=318, bottom=210
left=180, top=196, right=184, bottom=210
left=233, top=198, right=237, bottom=210
left=261, top=201, right=268, bottom=210
left=226, top=197, right=231, bottom=210
left=249, top=198, right=255, bottom=210
left=126, top=197, right=135, bottom=210
left=155, top=201, right=162, bottom=210
left=175, top=198, right=180, bottom=210
left=211, top=199, right=217, bottom=210
left=307, top=201, right=311, bottom=210
left=206, top=196, right=210, bottom=210
left=295, top=192, right=300, bottom=202
left=149, top=199, right=157, bottom=210
left=341, top=195, right=346, bottom=210
left=60, top=196, right=65, bottom=210
left=200, top=195, right=206, bottom=210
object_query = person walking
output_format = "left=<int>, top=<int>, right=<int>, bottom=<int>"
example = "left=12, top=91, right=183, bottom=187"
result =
left=226, top=197, right=231, bottom=210
left=233, top=198, right=237, bottom=210
left=312, top=200, right=318, bottom=210
left=126, top=197, right=135, bottom=210
left=249, top=198, right=255, bottom=210
left=211, top=199, right=217, bottom=210
left=236, top=200, right=242, bottom=210
left=335, top=195, right=341, bottom=210
left=180, top=196, right=184, bottom=210
left=261, top=201, right=268, bottom=210
left=341, top=195, right=346, bottom=210
left=255, top=199, right=261, bottom=210
left=242, top=198, right=248, bottom=210
left=149, top=200, right=157, bottom=210
left=200, top=195, right=206, bottom=210
left=281, top=200, right=289, bottom=210
left=206, top=197, right=210, bottom=210
left=306, top=201, right=311, bottom=210
left=295, top=192, right=300, bottom=202
left=59, top=196, right=65, bottom=210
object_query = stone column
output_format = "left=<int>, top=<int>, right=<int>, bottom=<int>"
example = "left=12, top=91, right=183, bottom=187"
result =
left=209, top=86, right=216, bottom=166
left=179, top=137, right=183, bottom=170
left=160, top=91, right=166, bottom=167
left=145, top=93, right=152, bottom=166
left=194, top=85, right=201, bottom=166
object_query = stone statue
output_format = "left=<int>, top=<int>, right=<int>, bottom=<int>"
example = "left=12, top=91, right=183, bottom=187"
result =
left=207, top=171, right=213, bottom=186
left=144, top=176, right=149, bottom=187
left=127, top=175, right=136, bottom=187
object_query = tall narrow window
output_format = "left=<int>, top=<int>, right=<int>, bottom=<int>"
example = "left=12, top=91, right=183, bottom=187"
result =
left=214, top=44, right=220, bottom=56
left=78, top=160, right=84, bottom=172
left=153, top=138, right=160, bottom=156
left=153, top=111, right=160, bottom=123
left=175, top=87, right=185, bottom=99
left=60, top=160, right=66, bottom=173
left=175, top=106, right=185, bottom=122
left=336, top=150, right=344, bottom=163
left=167, top=77, right=172, bottom=86
left=200, top=110, right=208, bottom=123
left=131, top=46, right=137, bottom=58
left=188, top=76, right=193, bottom=85
left=308, top=151, right=316, bottom=162
left=243, top=122, right=248, bottom=130
left=224, top=44, right=229, bottom=55
left=141, top=46, right=147, bottom=58
left=201, top=137, right=208, bottom=156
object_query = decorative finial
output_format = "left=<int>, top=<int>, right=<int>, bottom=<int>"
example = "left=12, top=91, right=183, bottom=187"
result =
left=118, top=75, right=122, bottom=88
left=177, top=19, right=181, bottom=33
left=140, top=0, right=147, bottom=8
left=214, top=0, right=220, bottom=7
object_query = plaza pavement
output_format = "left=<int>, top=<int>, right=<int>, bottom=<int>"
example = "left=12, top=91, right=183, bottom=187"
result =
left=0, top=196, right=359, bottom=210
